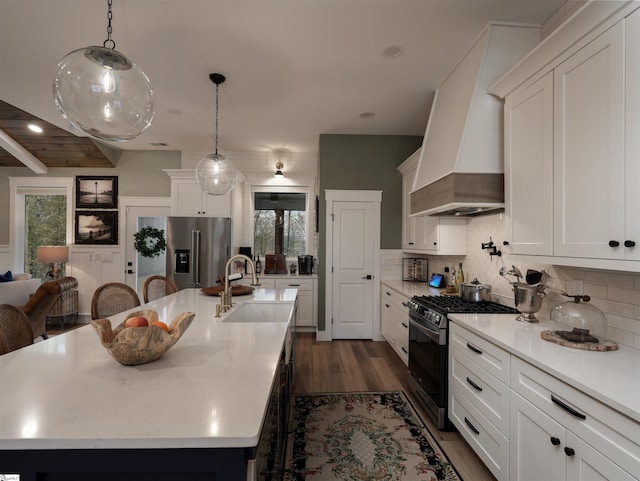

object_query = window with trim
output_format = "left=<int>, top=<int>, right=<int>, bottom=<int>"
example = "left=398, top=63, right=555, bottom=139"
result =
left=9, top=177, right=73, bottom=277
left=252, top=190, right=309, bottom=258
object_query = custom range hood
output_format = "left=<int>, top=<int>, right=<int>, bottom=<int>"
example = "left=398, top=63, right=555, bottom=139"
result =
left=411, top=23, right=540, bottom=217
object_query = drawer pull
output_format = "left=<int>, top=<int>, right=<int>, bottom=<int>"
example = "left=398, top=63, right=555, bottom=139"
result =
left=550, top=437, right=561, bottom=446
left=466, top=377, right=483, bottom=392
left=401, top=322, right=408, bottom=329
left=401, top=347, right=408, bottom=354
left=386, top=291, right=391, bottom=296
left=464, top=417, right=480, bottom=435
left=564, top=447, right=575, bottom=457
left=466, top=342, right=483, bottom=355
left=551, top=395, right=586, bottom=420
left=402, top=301, right=409, bottom=307
left=288, top=283, right=301, bottom=287
left=385, top=304, right=391, bottom=308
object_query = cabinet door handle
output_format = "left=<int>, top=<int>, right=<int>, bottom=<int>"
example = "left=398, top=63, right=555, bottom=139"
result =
left=609, top=240, right=620, bottom=247
left=385, top=304, right=391, bottom=308
left=401, top=347, right=408, bottom=354
left=464, top=417, right=480, bottom=435
left=386, top=291, right=391, bottom=296
left=466, top=377, right=483, bottom=392
left=466, top=342, right=483, bottom=355
left=551, top=395, right=586, bottom=420
left=401, top=322, right=408, bottom=329
left=550, top=436, right=561, bottom=446
left=408, top=242, right=414, bottom=245
left=564, top=447, right=575, bottom=457
left=625, top=240, right=636, bottom=248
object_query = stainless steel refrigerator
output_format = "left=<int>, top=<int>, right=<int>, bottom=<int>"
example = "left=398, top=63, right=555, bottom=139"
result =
left=165, top=217, right=231, bottom=289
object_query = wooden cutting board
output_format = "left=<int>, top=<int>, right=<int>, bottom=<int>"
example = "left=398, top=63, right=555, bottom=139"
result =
left=540, top=330, right=618, bottom=351
left=201, top=285, right=255, bottom=296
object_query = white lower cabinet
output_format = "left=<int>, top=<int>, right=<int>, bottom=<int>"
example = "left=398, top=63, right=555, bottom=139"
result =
left=510, top=357, right=640, bottom=481
left=449, top=324, right=510, bottom=480
left=380, top=284, right=409, bottom=365
left=275, top=278, right=316, bottom=328
left=450, top=323, right=640, bottom=481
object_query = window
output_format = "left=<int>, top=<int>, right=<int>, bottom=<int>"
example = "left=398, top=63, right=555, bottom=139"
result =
left=24, top=194, right=67, bottom=278
left=9, top=177, right=73, bottom=276
left=251, top=186, right=311, bottom=259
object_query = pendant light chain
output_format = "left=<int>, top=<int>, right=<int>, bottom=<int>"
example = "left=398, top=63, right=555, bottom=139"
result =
left=214, top=81, right=220, bottom=155
left=103, top=0, right=116, bottom=50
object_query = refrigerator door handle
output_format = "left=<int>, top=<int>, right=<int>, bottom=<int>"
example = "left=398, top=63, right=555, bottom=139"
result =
left=192, top=230, right=201, bottom=287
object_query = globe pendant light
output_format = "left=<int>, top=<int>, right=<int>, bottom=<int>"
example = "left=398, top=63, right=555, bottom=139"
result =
left=195, top=73, right=238, bottom=196
left=52, top=0, right=155, bottom=142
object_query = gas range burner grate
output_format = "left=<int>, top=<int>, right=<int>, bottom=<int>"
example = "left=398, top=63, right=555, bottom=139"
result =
left=412, top=295, right=520, bottom=314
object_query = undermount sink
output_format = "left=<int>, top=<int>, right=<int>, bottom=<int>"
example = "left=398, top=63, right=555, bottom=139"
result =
left=223, top=302, right=294, bottom=323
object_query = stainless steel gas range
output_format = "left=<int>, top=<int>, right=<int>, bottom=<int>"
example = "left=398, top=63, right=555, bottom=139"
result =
left=406, top=295, right=519, bottom=430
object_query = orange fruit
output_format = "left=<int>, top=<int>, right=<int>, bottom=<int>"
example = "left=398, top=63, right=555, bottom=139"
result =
left=151, top=321, right=170, bottom=332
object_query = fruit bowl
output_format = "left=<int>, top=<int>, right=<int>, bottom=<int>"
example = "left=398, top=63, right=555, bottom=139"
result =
left=91, top=309, right=195, bottom=366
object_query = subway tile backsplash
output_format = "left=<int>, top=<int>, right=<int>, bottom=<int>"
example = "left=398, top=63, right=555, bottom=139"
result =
left=384, top=213, right=640, bottom=349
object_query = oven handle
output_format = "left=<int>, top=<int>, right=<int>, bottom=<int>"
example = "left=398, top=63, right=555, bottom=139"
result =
left=408, top=317, right=441, bottom=344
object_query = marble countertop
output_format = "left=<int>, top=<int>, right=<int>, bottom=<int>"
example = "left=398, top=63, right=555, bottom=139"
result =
left=448, top=313, right=640, bottom=423
left=0, top=288, right=296, bottom=450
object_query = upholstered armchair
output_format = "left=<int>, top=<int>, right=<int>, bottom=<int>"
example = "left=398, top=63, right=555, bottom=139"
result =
left=19, top=276, right=79, bottom=340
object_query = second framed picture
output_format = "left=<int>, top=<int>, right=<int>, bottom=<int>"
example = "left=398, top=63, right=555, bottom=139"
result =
left=76, top=176, right=118, bottom=209
left=75, top=211, right=118, bottom=245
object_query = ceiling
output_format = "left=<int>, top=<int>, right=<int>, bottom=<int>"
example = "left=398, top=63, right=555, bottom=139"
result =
left=0, top=0, right=567, bottom=168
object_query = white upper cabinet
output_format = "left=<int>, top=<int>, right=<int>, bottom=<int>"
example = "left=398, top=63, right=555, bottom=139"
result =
left=553, top=21, right=625, bottom=259
left=625, top=8, right=640, bottom=261
left=504, top=71, right=554, bottom=256
left=398, top=151, right=467, bottom=256
left=494, top=3, right=640, bottom=270
left=164, top=169, right=232, bottom=217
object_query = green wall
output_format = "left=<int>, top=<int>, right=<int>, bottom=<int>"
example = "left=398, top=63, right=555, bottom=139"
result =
left=317, top=134, right=423, bottom=331
left=0, top=150, right=180, bottom=244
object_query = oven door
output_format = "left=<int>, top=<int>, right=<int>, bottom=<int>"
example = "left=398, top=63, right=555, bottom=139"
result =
left=408, top=316, right=448, bottom=418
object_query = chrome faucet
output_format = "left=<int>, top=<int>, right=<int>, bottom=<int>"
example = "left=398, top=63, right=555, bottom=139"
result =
left=220, top=254, right=260, bottom=312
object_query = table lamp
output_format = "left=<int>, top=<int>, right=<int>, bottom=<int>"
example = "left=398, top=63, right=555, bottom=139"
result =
left=37, top=246, right=69, bottom=280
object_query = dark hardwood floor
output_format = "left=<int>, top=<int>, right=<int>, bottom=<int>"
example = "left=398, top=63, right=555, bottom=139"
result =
left=293, top=332, right=497, bottom=481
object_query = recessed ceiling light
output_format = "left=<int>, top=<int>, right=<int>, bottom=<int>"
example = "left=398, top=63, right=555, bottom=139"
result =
left=28, top=124, right=43, bottom=133
left=383, top=45, right=404, bottom=59
left=359, top=112, right=375, bottom=119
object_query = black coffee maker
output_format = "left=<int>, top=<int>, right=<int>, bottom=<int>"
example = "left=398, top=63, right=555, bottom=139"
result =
left=297, top=255, right=314, bottom=275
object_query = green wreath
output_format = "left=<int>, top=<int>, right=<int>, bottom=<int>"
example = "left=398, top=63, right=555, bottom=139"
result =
left=134, top=227, right=166, bottom=258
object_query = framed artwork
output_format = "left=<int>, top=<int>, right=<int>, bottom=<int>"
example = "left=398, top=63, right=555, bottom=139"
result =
left=76, top=176, right=118, bottom=209
left=75, top=211, right=118, bottom=245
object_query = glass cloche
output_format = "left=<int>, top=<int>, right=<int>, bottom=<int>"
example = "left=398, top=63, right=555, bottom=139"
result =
left=550, top=295, right=607, bottom=340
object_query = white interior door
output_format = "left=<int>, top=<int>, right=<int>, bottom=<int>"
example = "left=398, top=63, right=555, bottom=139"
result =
left=122, top=198, right=171, bottom=298
left=326, top=190, right=381, bottom=340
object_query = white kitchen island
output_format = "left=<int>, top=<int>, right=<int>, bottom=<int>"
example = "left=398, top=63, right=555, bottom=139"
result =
left=0, top=287, right=297, bottom=480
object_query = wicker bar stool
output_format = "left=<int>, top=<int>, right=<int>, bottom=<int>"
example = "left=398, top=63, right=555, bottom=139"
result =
left=143, top=275, right=179, bottom=303
left=91, top=282, right=141, bottom=320
left=0, top=304, right=34, bottom=355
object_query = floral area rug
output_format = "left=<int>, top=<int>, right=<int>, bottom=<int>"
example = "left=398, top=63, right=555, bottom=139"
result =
left=283, top=391, right=461, bottom=481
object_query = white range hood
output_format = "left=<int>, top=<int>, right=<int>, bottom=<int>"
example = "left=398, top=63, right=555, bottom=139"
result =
left=411, top=23, right=540, bottom=217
